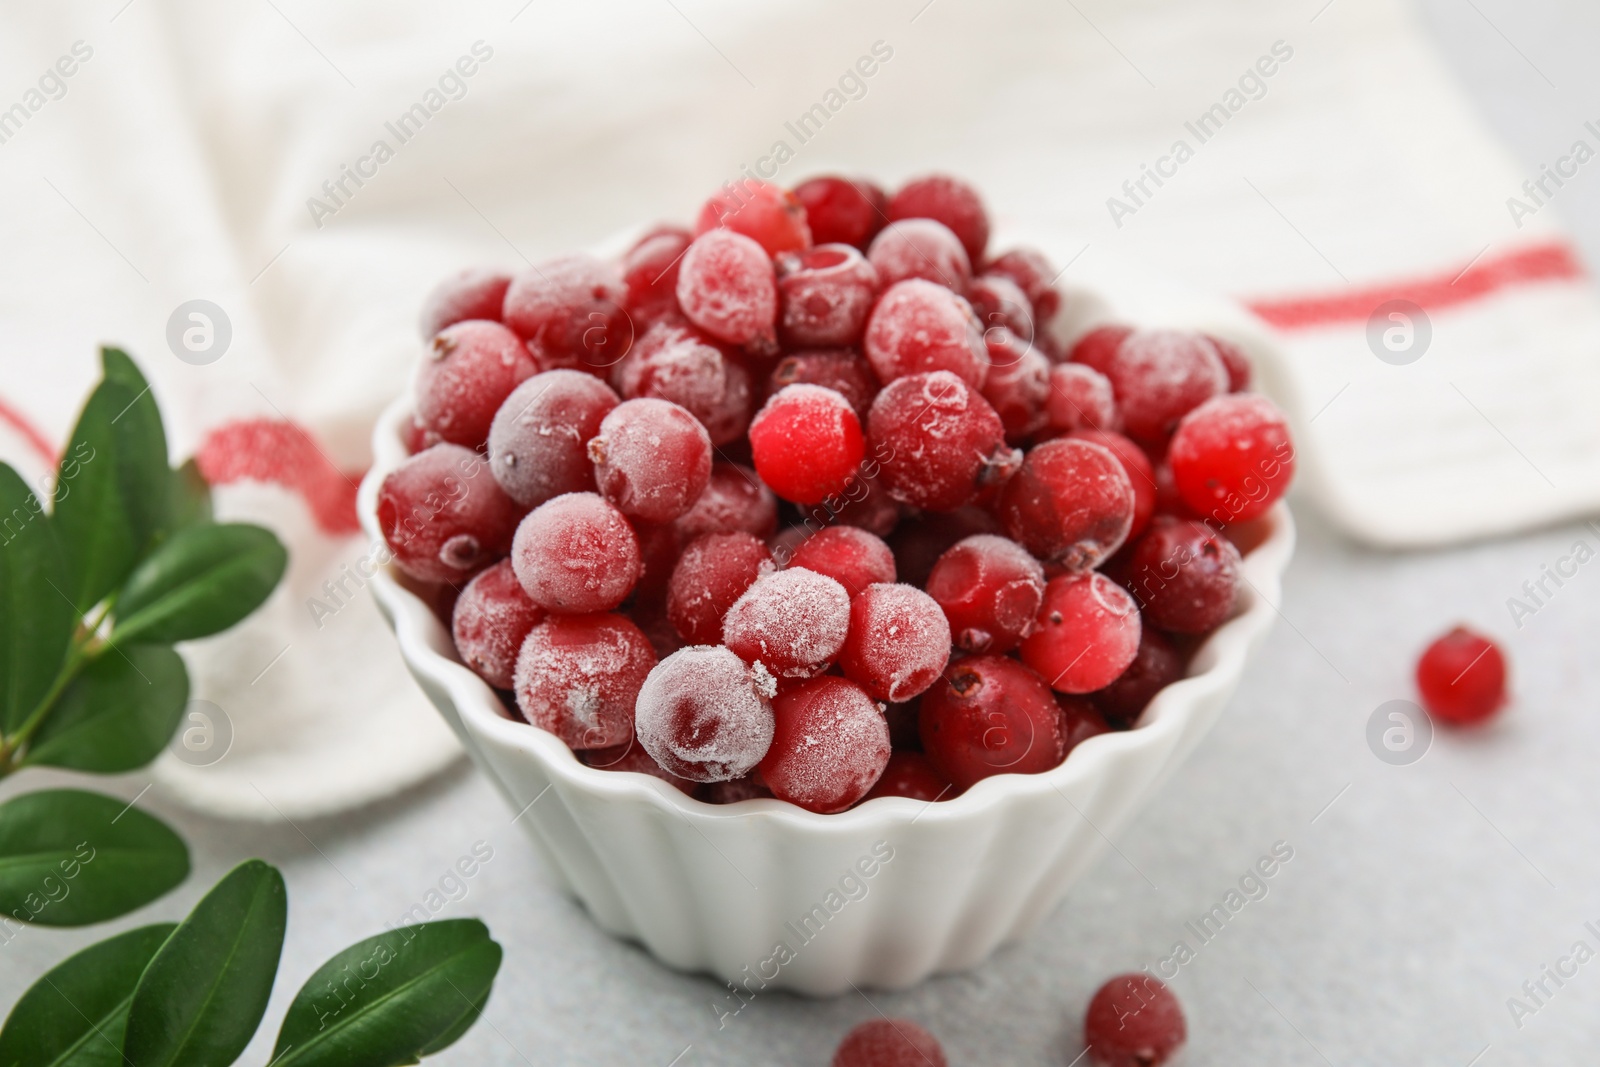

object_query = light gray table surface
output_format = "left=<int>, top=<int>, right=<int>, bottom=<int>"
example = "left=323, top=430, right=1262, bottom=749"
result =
left=6, top=2, right=1600, bottom=1064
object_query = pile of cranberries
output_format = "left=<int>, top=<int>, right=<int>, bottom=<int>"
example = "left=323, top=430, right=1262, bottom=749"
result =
left=378, top=172, right=1297, bottom=815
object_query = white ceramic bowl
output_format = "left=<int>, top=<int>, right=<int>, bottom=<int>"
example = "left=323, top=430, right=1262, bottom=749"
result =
left=359, top=304, right=1295, bottom=997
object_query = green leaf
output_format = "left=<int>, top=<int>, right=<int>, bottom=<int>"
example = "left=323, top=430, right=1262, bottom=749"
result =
left=123, top=859, right=287, bottom=1067
left=111, top=523, right=287, bottom=646
left=0, top=464, right=73, bottom=734
left=23, top=646, right=188, bottom=773
left=0, top=789, right=189, bottom=927
left=99, top=349, right=172, bottom=552
left=273, top=919, right=503, bottom=1067
left=0, top=922, right=176, bottom=1067
left=169, top=458, right=212, bottom=531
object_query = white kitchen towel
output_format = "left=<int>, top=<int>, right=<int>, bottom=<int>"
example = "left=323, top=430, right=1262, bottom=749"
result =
left=0, top=0, right=1594, bottom=818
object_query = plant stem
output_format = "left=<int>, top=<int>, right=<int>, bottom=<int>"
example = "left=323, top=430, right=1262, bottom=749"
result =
left=0, top=597, right=117, bottom=775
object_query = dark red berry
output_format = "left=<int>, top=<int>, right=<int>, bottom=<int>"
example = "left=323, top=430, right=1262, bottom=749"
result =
left=920, top=655, right=1066, bottom=790
left=863, top=279, right=989, bottom=389
left=776, top=244, right=880, bottom=348
left=984, top=247, right=1061, bottom=327
left=622, top=227, right=692, bottom=324
left=1208, top=334, right=1253, bottom=391
left=1416, top=626, right=1507, bottom=724
left=1058, top=695, right=1113, bottom=753
left=792, top=176, right=887, bottom=251
left=452, top=559, right=545, bottom=689
left=748, top=384, right=865, bottom=505
left=665, top=532, right=772, bottom=645
left=673, top=462, right=778, bottom=543
left=696, top=179, right=812, bottom=256
left=867, top=219, right=972, bottom=292
left=787, top=526, right=895, bottom=597
left=1084, top=973, right=1186, bottom=1067
left=868, top=371, right=1018, bottom=513
left=887, top=174, right=989, bottom=263
left=414, top=320, right=538, bottom=450
left=998, top=438, right=1134, bottom=571
left=888, top=507, right=1000, bottom=589
left=862, top=751, right=952, bottom=803
left=759, top=676, right=890, bottom=813
left=488, top=369, right=618, bottom=507
left=705, top=773, right=773, bottom=804
left=1070, top=430, right=1157, bottom=540
left=511, top=492, right=641, bottom=614
left=1019, top=574, right=1142, bottom=694
left=514, top=612, right=656, bottom=749
left=832, top=1018, right=948, bottom=1067
left=502, top=255, right=633, bottom=375
left=634, top=644, right=775, bottom=782
left=614, top=322, right=753, bottom=446
left=1090, top=628, right=1184, bottom=726
left=1168, top=394, right=1295, bottom=524
left=839, top=583, right=952, bottom=702
left=419, top=267, right=511, bottom=338
left=377, top=444, right=520, bottom=584
left=722, top=567, right=852, bottom=678
left=1127, top=519, right=1241, bottom=634
left=925, top=534, right=1045, bottom=654
left=588, top=397, right=713, bottom=523
left=676, top=229, right=778, bottom=350
left=768, top=348, right=879, bottom=423
left=1104, top=330, right=1227, bottom=444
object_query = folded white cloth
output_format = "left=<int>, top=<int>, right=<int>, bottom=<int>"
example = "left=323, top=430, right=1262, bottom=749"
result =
left=2, top=0, right=1593, bottom=818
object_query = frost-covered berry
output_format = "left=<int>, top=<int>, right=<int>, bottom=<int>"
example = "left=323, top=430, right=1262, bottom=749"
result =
left=666, top=532, right=773, bottom=645
left=1047, top=363, right=1121, bottom=435
left=1127, top=519, right=1241, bottom=634
left=1068, top=324, right=1132, bottom=377
left=867, top=219, right=973, bottom=292
left=696, top=179, right=812, bottom=256
left=514, top=612, right=656, bottom=749
left=1020, top=574, right=1142, bottom=694
left=786, top=526, right=895, bottom=597
left=673, top=462, right=778, bottom=542
left=452, top=559, right=545, bottom=689
left=1084, top=973, right=1186, bottom=1067
left=759, top=676, right=890, bottom=814
left=862, top=752, right=952, bottom=803
left=614, top=322, right=753, bottom=446
left=1167, top=394, right=1295, bottom=524
left=748, top=384, right=865, bottom=505
left=419, top=267, right=512, bottom=338
left=998, top=438, right=1134, bottom=571
left=1104, top=330, right=1227, bottom=444
left=1069, top=430, right=1156, bottom=541
left=982, top=331, right=1050, bottom=440
left=984, top=246, right=1061, bottom=327
left=488, top=370, right=618, bottom=507
left=588, top=398, right=713, bottom=523
left=768, top=348, right=879, bottom=423
left=414, top=320, right=538, bottom=450
left=863, top=279, right=988, bottom=389
left=722, top=567, right=851, bottom=678
left=1209, top=334, right=1253, bottom=392
left=634, top=645, right=776, bottom=782
left=377, top=444, right=520, bottom=584
left=676, top=229, right=778, bottom=350
left=793, top=175, right=887, bottom=250
left=887, top=174, right=989, bottom=263
left=968, top=273, right=1035, bottom=342
left=832, top=1018, right=949, bottom=1067
left=839, top=583, right=951, bottom=702
left=869, top=371, right=1018, bottom=513
left=776, top=244, right=879, bottom=348
left=511, top=492, right=641, bottom=614
left=502, top=254, right=632, bottom=375
left=925, top=534, right=1045, bottom=654
left=920, top=655, right=1066, bottom=790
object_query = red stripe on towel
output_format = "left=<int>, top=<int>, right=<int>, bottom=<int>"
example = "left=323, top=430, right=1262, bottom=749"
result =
left=196, top=418, right=364, bottom=535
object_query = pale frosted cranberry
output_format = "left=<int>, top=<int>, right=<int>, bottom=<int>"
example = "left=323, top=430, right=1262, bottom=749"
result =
left=1208, top=334, right=1253, bottom=392
left=1091, top=628, right=1184, bottom=727
left=377, top=444, right=520, bottom=584
left=869, top=371, right=1018, bottom=512
left=666, top=532, right=773, bottom=645
left=759, top=677, right=890, bottom=814
left=839, top=583, right=951, bottom=702
left=634, top=645, right=775, bottom=782
left=452, top=559, right=545, bottom=689
left=673, top=462, right=778, bottom=542
left=984, top=247, right=1061, bottom=326
left=920, top=655, right=1066, bottom=790
left=889, top=506, right=1000, bottom=589
left=794, top=176, right=887, bottom=250
left=722, top=567, right=851, bottom=678
left=862, top=752, right=952, bottom=803
left=622, top=227, right=692, bottom=324
left=1168, top=394, right=1295, bottom=524
left=863, top=280, right=988, bottom=389
left=1417, top=626, right=1508, bottom=724
left=582, top=737, right=701, bottom=796
left=967, top=274, right=1035, bottom=342
left=705, top=773, right=773, bottom=804
left=1127, top=519, right=1241, bottom=634
left=414, top=321, right=538, bottom=450
left=867, top=219, right=973, bottom=292
left=1070, top=430, right=1157, bottom=540
left=1020, top=574, right=1142, bottom=694
left=488, top=370, right=618, bottom=507
left=588, top=398, right=712, bottom=523
left=514, top=612, right=655, bottom=749
left=998, top=439, right=1134, bottom=571
left=676, top=229, right=778, bottom=350
left=614, top=322, right=752, bottom=446
left=786, top=526, right=895, bottom=597
left=832, top=1018, right=948, bottom=1067
left=888, top=175, right=989, bottom=263
left=695, top=179, right=812, bottom=256
left=748, top=384, right=865, bottom=505
left=1084, top=973, right=1186, bottom=1067
left=1047, top=363, right=1121, bottom=434
left=1104, top=330, right=1227, bottom=444
left=982, top=331, right=1051, bottom=440
left=768, top=348, right=879, bottom=423
left=502, top=255, right=632, bottom=375
left=511, top=492, right=641, bottom=613
left=926, top=534, right=1045, bottom=654
left=419, top=267, right=512, bottom=338
left=1068, top=324, right=1132, bottom=377
left=776, top=244, right=880, bottom=348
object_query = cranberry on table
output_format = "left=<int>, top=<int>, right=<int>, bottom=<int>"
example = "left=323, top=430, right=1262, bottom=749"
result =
left=582, top=736, right=701, bottom=797
left=968, top=273, right=1035, bottom=342
left=982, top=331, right=1051, bottom=440
left=862, top=751, right=952, bottom=803
left=418, top=267, right=512, bottom=338
left=1084, top=973, right=1187, bottom=1067
left=832, top=1018, right=948, bottom=1067
left=1167, top=393, right=1295, bottom=524
left=621, top=226, right=692, bottom=323
left=673, top=461, right=778, bottom=542
left=1091, top=627, right=1185, bottom=727
left=1127, top=519, right=1242, bottom=634
left=1070, top=429, right=1157, bottom=541
left=926, top=533, right=1045, bottom=654
left=695, top=178, right=812, bottom=256
left=839, top=583, right=952, bottom=702
left=452, top=559, right=545, bottom=689
left=1208, top=333, right=1253, bottom=392
left=1103, top=329, right=1227, bottom=444
left=748, top=383, right=865, bottom=505
left=998, top=438, right=1135, bottom=571
left=921, top=655, right=1067, bottom=790
left=787, top=526, right=896, bottom=597
left=867, top=218, right=973, bottom=292
left=502, top=254, right=632, bottom=375
left=1047, top=363, right=1121, bottom=435
left=666, top=532, right=773, bottom=645
left=758, top=676, right=890, bottom=813
left=514, top=612, right=656, bottom=750
left=1069, top=324, right=1133, bottom=376
left=377, top=443, right=520, bottom=584
left=511, top=492, right=641, bottom=614
left=588, top=397, right=713, bottom=523
left=869, top=371, right=1019, bottom=512
left=863, top=278, right=989, bottom=389
left=767, top=348, right=879, bottom=423
left=1020, top=573, right=1142, bottom=694
left=634, top=644, right=776, bottom=782
left=413, top=320, right=537, bottom=450
left=1416, top=626, right=1508, bottom=724
left=888, top=174, right=990, bottom=264
left=983, top=246, right=1061, bottom=326
left=1058, top=695, right=1114, bottom=753
left=722, top=567, right=852, bottom=678
left=775, top=244, right=880, bottom=348
left=792, top=175, right=888, bottom=250
left=614, top=321, right=753, bottom=446
left=488, top=369, right=618, bottom=507
left=675, top=229, right=779, bottom=350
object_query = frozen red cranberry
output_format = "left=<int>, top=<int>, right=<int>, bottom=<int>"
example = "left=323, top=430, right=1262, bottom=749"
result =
left=1069, top=433, right=1155, bottom=543
left=622, top=227, right=692, bottom=324
left=984, top=247, right=1061, bottom=327
left=787, top=526, right=895, bottom=597
left=582, top=736, right=701, bottom=796
left=768, top=349, right=879, bottom=423
left=831, top=476, right=902, bottom=538
left=832, top=1018, right=947, bottom=1067
left=1069, top=325, right=1133, bottom=376
left=666, top=532, right=773, bottom=645
left=1168, top=394, right=1295, bottom=524
left=1047, top=363, right=1121, bottom=435
left=401, top=414, right=436, bottom=455
left=511, top=492, right=641, bottom=613
left=1020, top=574, right=1142, bottom=693
left=868, top=371, right=1018, bottom=513
left=1127, top=519, right=1241, bottom=634
left=514, top=612, right=656, bottom=750
left=634, top=644, right=775, bottom=781
left=588, top=398, right=712, bottom=523
left=921, top=655, right=1066, bottom=789
left=705, top=773, right=773, bottom=804
left=759, top=676, right=890, bottom=813
left=748, top=384, right=865, bottom=505
left=722, top=567, right=852, bottom=678
left=863, top=280, right=988, bottom=390
left=419, top=267, right=512, bottom=338
left=867, top=219, right=973, bottom=292
left=675, top=229, right=778, bottom=350
left=776, top=244, right=880, bottom=348
left=839, top=583, right=951, bottom=702
left=673, top=462, right=778, bottom=542
left=452, top=559, right=546, bottom=689
left=1084, top=973, right=1186, bottom=1067
left=1058, top=695, right=1114, bottom=752
left=768, top=525, right=814, bottom=567
left=967, top=274, right=1035, bottom=342
left=1207, top=334, right=1252, bottom=392
left=793, top=176, right=888, bottom=250
left=982, top=332, right=1050, bottom=440
left=926, top=534, right=1045, bottom=654
left=488, top=370, right=618, bottom=507
left=1090, top=628, right=1183, bottom=727
left=888, top=175, right=989, bottom=264
left=1104, top=330, right=1227, bottom=444
left=614, top=322, right=753, bottom=446
left=862, top=752, right=952, bottom=803
left=502, top=255, right=632, bottom=375
left=999, top=439, right=1134, bottom=571
left=1417, top=626, right=1507, bottom=724
left=696, top=179, right=812, bottom=256
left=414, top=320, right=538, bottom=450
left=377, top=444, right=520, bottom=584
